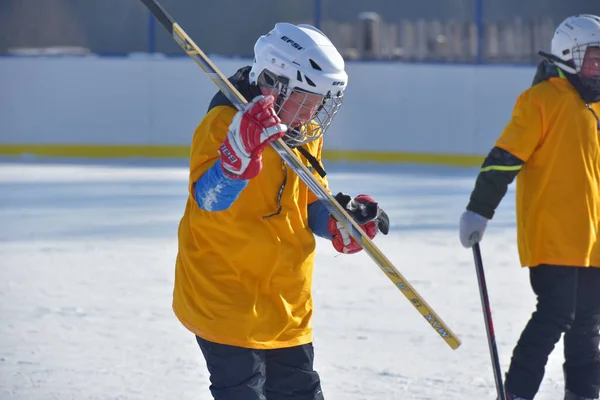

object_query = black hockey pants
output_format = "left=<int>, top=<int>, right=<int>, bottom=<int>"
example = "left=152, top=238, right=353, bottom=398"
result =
left=505, top=265, right=600, bottom=399
left=196, top=336, right=324, bottom=400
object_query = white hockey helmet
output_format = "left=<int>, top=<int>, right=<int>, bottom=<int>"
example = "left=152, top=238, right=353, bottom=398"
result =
left=550, top=14, right=600, bottom=89
left=249, top=23, right=348, bottom=146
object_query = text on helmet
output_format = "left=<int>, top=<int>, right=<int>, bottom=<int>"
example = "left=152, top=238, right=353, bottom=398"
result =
left=280, top=36, right=304, bottom=50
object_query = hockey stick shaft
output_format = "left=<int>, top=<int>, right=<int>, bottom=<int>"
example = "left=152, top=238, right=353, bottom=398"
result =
left=139, top=0, right=461, bottom=350
left=472, top=243, right=506, bottom=400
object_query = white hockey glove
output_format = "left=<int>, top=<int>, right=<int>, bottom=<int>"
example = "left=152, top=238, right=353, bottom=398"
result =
left=459, top=210, right=489, bottom=248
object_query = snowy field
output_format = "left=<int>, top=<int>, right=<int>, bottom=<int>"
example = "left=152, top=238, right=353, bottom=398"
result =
left=0, top=158, right=567, bottom=399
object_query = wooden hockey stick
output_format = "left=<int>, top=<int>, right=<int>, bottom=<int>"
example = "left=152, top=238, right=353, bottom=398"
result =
left=139, top=0, right=461, bottom=350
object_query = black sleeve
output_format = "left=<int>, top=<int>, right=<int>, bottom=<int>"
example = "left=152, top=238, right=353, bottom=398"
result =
left=466, top=146, right=524, bottom=219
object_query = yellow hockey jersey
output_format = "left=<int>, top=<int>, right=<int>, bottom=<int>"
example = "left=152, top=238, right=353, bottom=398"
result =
left=495, top=77, right=600, bottom=267
left=173, top=105, right=329, bottom=349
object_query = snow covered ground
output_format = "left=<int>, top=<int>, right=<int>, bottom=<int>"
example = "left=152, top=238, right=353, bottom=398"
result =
left=0, top=158, right=567, bottom=399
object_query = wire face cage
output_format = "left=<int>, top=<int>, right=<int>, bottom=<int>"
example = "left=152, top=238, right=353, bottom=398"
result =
left=257, top=70, right=344, bottom=147
left=576, top=45, right=600, bottom=90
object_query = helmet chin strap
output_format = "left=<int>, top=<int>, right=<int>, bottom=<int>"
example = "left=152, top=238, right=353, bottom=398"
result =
left=538, top=51, right=577, bottom=74
left=272, top=81, right=297, bottom=145
left=282, top=127, right=302, bottom=147
left=275, top=90, right=287, bottom=110
left=274, top=75, right=290, bottom=102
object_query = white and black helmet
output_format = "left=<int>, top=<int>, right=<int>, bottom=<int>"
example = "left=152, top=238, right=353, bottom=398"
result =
left=249, top=23, right=348, bottom=146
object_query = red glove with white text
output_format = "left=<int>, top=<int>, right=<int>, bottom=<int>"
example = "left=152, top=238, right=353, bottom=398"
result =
left=219, top=95, right=287, bottom=179
left=328, top=192, right=390, bottom=254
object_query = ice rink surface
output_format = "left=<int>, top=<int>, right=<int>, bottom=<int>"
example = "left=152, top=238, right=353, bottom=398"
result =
left=0, top=158, right=567, bottom=399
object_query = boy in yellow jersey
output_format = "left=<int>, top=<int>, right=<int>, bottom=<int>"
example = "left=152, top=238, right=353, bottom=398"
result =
left=459, top=14, right=600, bottom=400
left=173, top=23, right=389, bottom=400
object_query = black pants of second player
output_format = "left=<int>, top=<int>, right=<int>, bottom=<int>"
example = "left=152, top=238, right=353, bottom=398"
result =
left=505, top=265, right=600, bottom=399
left=196, top=336, right=324, bottom=400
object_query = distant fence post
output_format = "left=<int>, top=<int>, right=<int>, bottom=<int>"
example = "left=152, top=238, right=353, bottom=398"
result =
left=475, top=0, right=484, bottom=63
left=314, top=0, right=322, bottom=29
left=148, top=10, right=156, bottom=53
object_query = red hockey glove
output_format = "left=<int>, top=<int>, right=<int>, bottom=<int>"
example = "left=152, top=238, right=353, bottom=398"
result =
left=219, top=95, right=287, bottom=179
left=328, top=192, right=390, bottom=254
